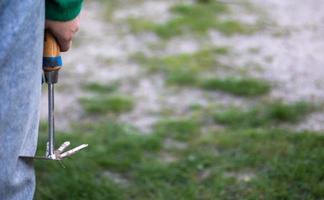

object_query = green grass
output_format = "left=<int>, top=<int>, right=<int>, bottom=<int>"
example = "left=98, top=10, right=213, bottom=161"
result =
left=100, top=0, right=139, bottom=21
left=35, top=121, right=162, bottom=200
left=214, top=20, right=255, bottom=35
left=191, top=129, right=324, bottom=200
left=133, top=48, right=229, bottom=86
left=154, top=118, right=200, bottom=141
left=213, top=101, right=314, bottom=128
left=126, top=18, right=156, bottom=33
left=80, top=95, right=134, bottom=114
left=141, top=48, right=228, bottom=72
left=82, top=82, right=119, bottom=94
left=134, top=50, right=271, bottom=96
left=199, top=77, right=271, bottom=96
left=35, top=119, right=324, bottom=200
left=127, top=1, right=256, bottom=38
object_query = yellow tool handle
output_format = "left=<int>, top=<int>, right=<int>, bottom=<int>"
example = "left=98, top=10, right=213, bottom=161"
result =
left=43, top=31, right=62, bottom=72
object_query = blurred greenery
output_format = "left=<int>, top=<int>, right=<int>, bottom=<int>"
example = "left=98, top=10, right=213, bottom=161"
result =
left=132, top=48, right=227, bottom=85
left=133, top=49, right=271, bottom=96
left=82, top=82, right=119, bottom=94
left=199, top=77, right=271, bottom=96
left=127, top=1, right=256, bottom=38
left=35, top=119, right=324, bottom=199
left=35, top=0, right=324, bottom=199
left=154, top=118, right=200, bottom=141
left=213, top=101, right=314, bottom=128
left=80, top=95, right=134, bottom=115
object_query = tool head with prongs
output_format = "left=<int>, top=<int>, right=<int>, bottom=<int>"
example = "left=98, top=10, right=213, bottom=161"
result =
left=20, top=142, right=88, bottom=161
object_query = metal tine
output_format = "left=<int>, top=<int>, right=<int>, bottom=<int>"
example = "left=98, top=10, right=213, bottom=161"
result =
left=58, top=160, right=66, bottom=168
left=60, top=144, right=88, bottom=158
left=45, top=142, right=49, bottom=157
left=57, top=141, right=70, bottom=153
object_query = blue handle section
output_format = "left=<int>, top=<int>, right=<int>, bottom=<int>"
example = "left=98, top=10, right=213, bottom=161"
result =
left=43, top=56, right=63, bottom=68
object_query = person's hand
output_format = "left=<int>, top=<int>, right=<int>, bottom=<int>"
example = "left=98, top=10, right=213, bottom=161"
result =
left=45, top=17, right=80, bottom=52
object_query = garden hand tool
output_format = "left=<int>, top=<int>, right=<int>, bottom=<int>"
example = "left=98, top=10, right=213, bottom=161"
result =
left=20, top=31, right=88, bottom=161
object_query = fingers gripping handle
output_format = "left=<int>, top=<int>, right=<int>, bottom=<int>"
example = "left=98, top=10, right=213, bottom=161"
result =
left=43, top=31, right=62, bottom=83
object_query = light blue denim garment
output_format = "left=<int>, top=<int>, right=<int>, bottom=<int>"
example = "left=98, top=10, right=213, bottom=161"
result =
left=0, top=1, right=44, bottom=199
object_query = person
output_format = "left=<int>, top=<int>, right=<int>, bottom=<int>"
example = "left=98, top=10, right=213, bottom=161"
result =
left=0, top=0, right=83, bottom=199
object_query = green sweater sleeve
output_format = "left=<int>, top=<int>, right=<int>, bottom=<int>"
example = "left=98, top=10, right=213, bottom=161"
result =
left=46, top=0, right=83, bottom=21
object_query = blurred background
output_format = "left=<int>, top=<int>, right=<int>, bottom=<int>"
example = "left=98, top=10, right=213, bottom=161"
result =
left=35, top=0, right=324, bottom=199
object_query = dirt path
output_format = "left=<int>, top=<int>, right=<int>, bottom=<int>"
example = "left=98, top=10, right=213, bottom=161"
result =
left=238, top=0, right=324, bottom=130
left=41, top=0, right=324, bottom=132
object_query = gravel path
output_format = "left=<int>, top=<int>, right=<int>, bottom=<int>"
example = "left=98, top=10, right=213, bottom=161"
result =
left=41, top=0, right=324, bottom=132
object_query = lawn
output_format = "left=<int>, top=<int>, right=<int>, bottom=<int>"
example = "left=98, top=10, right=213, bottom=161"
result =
left=36, top=80, right=322, bottom=200
left=35, top=102, right=324, bottom=200
left=126, top=1, right=257, bottom=39
left=34, top=0, right=324, bottom=199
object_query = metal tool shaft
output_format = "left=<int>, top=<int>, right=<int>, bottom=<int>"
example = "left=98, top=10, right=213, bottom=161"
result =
left=48, top=83, right=55, bottom=157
